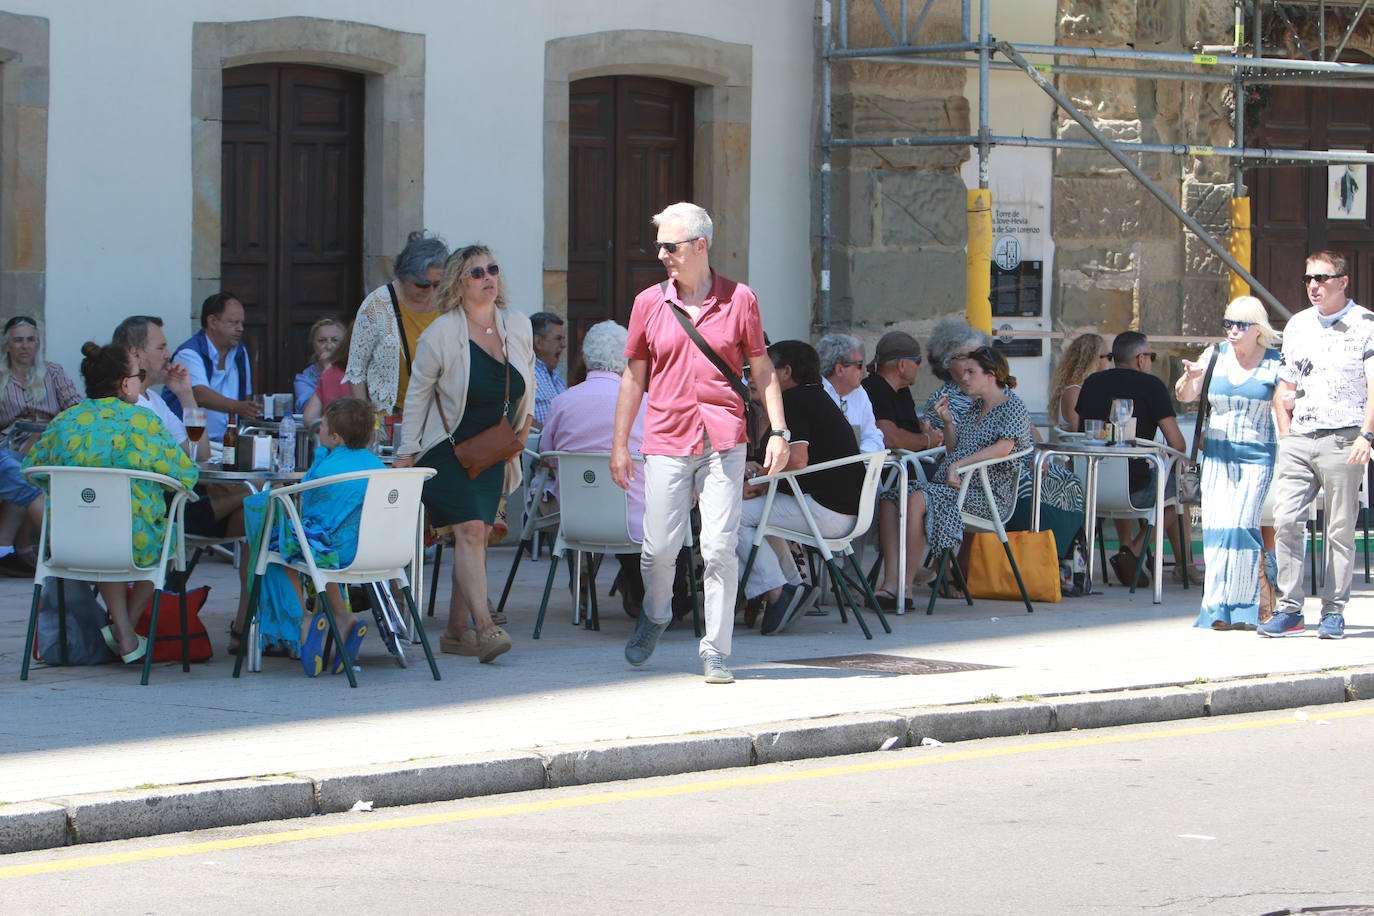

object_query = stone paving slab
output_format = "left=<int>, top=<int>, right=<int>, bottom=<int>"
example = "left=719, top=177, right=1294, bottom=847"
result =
left=3, top=544, right=1374, bottom=851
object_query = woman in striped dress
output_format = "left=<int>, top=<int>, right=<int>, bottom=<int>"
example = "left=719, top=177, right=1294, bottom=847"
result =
left=1176, top=296, right=1282, bottom=630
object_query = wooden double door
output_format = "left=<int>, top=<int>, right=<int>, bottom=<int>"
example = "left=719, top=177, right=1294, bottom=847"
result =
left=567, top=76, right=693, bottom=373
left=1249, top=54, right=1374, bottom=316
left=221, top=64, right=364, bottom=394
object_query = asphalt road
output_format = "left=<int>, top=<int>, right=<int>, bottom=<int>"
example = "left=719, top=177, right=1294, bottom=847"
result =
left=6, top=702, right=1374, bottom=915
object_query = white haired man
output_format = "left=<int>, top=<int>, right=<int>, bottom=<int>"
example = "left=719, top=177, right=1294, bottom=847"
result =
left=543, top=320, right=650, bottom=616
left=612, top=202, right=789, bottom=683
left=817, top=333, right=886, bottom=455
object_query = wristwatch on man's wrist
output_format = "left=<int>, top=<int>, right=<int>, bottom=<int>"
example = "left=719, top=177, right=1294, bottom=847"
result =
left=1361, top=431, right=1374, bottom=446
left=768, top=429, right=791, bottom=442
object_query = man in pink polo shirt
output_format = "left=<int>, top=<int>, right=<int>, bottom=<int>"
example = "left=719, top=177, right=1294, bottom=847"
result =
left=611, top=202, right=790, bottom=684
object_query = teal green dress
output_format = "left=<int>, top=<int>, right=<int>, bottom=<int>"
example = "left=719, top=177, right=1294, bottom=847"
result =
left=419, top=342, right=527, bottom=526
left=24, top=397, right=199, bottom=567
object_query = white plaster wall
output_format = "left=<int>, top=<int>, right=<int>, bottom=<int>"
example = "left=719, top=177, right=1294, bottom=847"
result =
left=960, top=0, right=1058, bottom=412
left=7, top=0, right=816, bottom=377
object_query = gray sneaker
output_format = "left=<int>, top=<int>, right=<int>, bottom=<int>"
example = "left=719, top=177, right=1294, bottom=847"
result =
left=624, top=614, right=668, bottom=666
left=703, top=652, right=734, bottom=684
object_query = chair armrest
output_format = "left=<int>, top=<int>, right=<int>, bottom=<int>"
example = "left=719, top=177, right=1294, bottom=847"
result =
left=893, top=446, right=946, bottom=463
left=748, top=450, right=888, bottom=486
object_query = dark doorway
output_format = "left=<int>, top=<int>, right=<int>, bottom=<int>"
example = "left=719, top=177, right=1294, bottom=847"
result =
left=1248, top=52, right=1374, bottom=316
left=221, top=64, right=364, bottom=394
left=567, top=76, right=693, bottom=373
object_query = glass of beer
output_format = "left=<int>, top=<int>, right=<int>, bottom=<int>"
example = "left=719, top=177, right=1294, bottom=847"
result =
left=183, top=407, right=207, bottom=443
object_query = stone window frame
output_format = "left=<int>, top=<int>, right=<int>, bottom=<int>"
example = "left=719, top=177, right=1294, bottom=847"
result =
left=0, top=12, right=49, bottom=321
left=191, top=17, right=424, bottom=310
left=543, top=30, right=752, bottom=313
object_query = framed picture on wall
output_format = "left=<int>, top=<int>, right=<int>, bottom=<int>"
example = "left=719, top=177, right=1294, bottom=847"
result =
left=1328, top=162, right=1367, bottom=220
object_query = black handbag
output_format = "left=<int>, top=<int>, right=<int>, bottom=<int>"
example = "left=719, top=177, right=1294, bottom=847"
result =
left=1177, top=348, right=1217, bottom=506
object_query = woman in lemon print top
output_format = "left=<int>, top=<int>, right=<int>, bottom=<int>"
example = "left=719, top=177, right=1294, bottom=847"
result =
left=25, top=341, right=198, bottom=664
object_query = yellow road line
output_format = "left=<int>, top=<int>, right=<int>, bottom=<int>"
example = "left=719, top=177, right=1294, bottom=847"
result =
left=5, top=703, right=1372, bottom=879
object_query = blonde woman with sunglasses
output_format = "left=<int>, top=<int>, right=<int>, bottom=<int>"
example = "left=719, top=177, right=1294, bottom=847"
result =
left=393, top=244, right=534, bottom=665
left=1176, top=296, right=1283, bottom=631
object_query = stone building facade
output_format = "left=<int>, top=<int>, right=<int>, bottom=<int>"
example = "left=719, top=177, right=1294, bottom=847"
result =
left=819, top=0, right=1289, bottom=403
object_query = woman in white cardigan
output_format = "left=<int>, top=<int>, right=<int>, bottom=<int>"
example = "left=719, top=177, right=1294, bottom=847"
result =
left=394, top=244, right=534, bottom=664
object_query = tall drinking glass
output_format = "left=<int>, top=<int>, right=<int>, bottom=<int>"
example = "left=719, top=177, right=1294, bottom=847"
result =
left=1109, top=398, right=1133, bottom=445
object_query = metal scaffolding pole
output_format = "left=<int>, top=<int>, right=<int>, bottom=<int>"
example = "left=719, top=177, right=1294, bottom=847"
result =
left=996, top=41, right=1291, bottom=318
left=814, top=0, right=1370, bottom=336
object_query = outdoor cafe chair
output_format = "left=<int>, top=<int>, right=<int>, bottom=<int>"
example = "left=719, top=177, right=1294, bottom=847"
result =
left=739, top=451, right=892, bottom=639
left=926, top=448, right=1035, bottom=616
left=234, top=467, right=439, bottom=688
left=19, top=465, right=197, bottom=686
left=1078, top=443, right=1187, bottom=595
left=530, top=451, right=703, bottom=640
left=857, top=445, right=945, bottom=614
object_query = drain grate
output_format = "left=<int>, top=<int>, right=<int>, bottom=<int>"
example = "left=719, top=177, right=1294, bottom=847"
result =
left=778, top=653, right=1003, bottom=676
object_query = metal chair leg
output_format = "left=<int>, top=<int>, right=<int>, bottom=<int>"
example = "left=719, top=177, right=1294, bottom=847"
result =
left=427, top=541, right=443, bottom=617
left=999, top=539, right=1035, bottom=614
left=531, top=552, right=561, bottom=639
left=846, top=551, right=891, bottom=633
left=825, top=556, right=873, bottom=639
left=401, top=585, right=440, bottom=681
left=139, top=588, right=164, bottom=686
left=20, top=582, right=41, bottom=680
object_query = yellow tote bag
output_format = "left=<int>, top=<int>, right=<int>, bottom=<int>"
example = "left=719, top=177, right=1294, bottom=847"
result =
left=964, top=530, right=1061, bottom=603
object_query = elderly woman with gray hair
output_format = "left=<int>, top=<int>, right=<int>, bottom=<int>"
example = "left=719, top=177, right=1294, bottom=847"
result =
left=343, top=230, right=450, bottom=417
left=541, top=320, right=651, bottom=615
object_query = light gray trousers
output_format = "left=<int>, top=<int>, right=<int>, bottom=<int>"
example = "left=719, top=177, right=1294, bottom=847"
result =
left=1271, top=429, right=1366, bottom=616
left=641, top=439, right=746, bottom=659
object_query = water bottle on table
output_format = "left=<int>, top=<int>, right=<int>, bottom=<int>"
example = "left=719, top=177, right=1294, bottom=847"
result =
left=276, top=414, right=295, bottom=472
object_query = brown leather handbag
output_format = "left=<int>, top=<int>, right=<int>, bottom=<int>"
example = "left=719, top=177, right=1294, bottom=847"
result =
left=437, top=348, right=522, bottom=480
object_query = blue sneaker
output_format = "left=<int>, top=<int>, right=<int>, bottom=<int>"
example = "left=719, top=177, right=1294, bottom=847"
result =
left=1318, top=613, right=1346, bottom=640
left=1258, top=611, right=1305, bottom=638
left=624, top=613, right=667, bottom=666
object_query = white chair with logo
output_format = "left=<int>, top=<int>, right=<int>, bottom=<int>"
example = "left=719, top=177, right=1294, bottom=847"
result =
left=530, top=451, right=703, bottom=639
left=19, top=465, right=197, bottom=686
left=234, top=467, right=438, bottom=688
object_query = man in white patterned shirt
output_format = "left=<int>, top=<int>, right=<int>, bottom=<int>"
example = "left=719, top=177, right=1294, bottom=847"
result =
left=817, top=333, right=886, bottom=454
left=1262, top=250, right=1374, bottom=640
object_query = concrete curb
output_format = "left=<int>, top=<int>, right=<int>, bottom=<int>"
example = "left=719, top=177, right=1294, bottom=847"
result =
left=4, top=665, right=1371, bottom=854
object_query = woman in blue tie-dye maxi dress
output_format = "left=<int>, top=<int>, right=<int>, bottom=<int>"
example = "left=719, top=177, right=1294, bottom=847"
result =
left=1177, top=297, right=1282, bottom=630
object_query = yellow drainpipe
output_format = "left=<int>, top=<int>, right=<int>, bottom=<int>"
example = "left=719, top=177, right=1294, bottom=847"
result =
left=966, top=189, right=993, bottom=333
left=1228, top=196, right=1251, bottom=302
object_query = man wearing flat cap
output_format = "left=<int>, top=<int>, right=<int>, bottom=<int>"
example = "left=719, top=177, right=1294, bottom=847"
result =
left=862, top=331, right=942, bottom=453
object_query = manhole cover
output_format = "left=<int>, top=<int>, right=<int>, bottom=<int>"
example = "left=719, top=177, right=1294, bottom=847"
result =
left=778, top=653, right=1002, bottom=676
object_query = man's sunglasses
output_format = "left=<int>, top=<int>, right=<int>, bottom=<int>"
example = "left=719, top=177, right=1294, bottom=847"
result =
left=467, top=264, right=500, bottom=280
left=1303, top=273, right=1345, bottom=284
left=654, top=237, right=700, bottom=254
left=127, top=369, right=147, bottom=382
left=1221, top=319, right=1253, bottom=331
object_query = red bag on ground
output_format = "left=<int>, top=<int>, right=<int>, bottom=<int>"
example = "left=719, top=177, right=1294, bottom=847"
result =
left=133, top=586, right=213, bottom=662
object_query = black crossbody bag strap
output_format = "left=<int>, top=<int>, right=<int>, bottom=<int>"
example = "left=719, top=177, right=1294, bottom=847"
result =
left=386, top=283, right=414, bottom=376
left=1189, top=347, right=1219, bottom=463
left=663, top=283, right=752, bottom=409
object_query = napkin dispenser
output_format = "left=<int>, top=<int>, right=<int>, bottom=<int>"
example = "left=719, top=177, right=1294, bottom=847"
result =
left=236, top=432, right=274, bottom=471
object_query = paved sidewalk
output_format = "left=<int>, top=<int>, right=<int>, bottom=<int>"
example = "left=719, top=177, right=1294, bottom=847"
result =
left=3, top=544, right=1373, bottom=851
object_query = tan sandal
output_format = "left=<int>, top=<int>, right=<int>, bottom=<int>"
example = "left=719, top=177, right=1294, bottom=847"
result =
left=439, top=630, right=479, bottom=656
left=476, top=626, right=512, bottom=664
